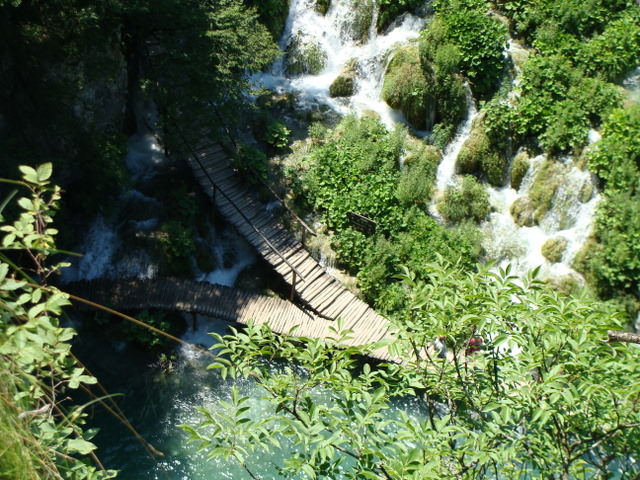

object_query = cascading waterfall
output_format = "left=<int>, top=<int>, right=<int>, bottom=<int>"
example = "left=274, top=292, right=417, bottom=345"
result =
left=253, top=0, right=426, bottom=128
left=481, top=156, right=600, bottom=281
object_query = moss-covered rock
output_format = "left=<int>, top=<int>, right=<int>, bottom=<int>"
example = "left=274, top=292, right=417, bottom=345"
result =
left=286, top=36, right=327, bottom=76
left=315, top=0, right=331, bottom=15
left=510, top=152, right=530, bottom=190
left=381, top=45, right=432, bottom=130
left=329, top=61, right=357, bottom=97
left=579, top=180, right=594, bottom=203
left=457, top=117, right=508, bottom=186
left=349, top=0, right=375, bottom=44
left=510, top=197, right=536, bottom=227
left=542, top=237, right=568, bottom=263
left=528, top=159, right=564, bottom=223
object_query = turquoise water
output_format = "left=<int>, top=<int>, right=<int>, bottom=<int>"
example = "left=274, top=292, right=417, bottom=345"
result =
left=73, top=314, right=426, bottom=479
left=74, top=316, right=280, bottom=479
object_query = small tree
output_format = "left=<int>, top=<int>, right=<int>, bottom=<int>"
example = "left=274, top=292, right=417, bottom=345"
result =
left=184, top=261, right=640, bottom=479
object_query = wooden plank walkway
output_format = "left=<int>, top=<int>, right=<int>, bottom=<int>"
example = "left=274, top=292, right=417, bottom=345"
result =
left=184, top=143, right=393, bottom=354
left=67, top=278, right=393, bottom=361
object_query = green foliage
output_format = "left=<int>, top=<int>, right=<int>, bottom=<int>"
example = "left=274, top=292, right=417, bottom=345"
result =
left=247, top=0, right=290, bottom=39
left=377, top=0, right=424, bottom=31
left=187, top=262, right=640, bottom=478
left=577, top=10, right=640, bottom=80
left=382, top=45, right=431, bottom=130
left=439, top=175, right=491, bottom=224
left=0, top=164, right=116, bottom=479
left=265, top=120, right=291, bottom=150
left=581, top=105, right=640, bottom=295
left=425, top=0, right=508, bottom=98
left=122, top=310, right=176, bottom=350
left=298, top=116, right=478, bottom=312
left=396, top=145, right=438, bottom=207
left=588, top=105, right=640, bottom=193
left=234, top=145, right=269, bottom=183
left=286, top=37, right=327, bottom=75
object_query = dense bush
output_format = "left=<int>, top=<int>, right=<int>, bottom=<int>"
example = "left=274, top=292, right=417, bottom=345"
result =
left=247, top=0, right=290, bottom=39
left=579, top=105, right=640, bottom=296
left=424, top=0, right=508, bottom=98
left=439, top=175, right=491, bottom=224
left=588, top=105, right=640, bottom=193
left=382, top=45, right=432, bottom=129
left=396, top=145, right=439, bottom=206
left=298, top=116, right=479, bottom=313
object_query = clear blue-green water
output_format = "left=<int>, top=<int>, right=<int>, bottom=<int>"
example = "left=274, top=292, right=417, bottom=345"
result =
left=74, top=316, right=282, bottom=479
left=73, top=315, right=426, bottom=479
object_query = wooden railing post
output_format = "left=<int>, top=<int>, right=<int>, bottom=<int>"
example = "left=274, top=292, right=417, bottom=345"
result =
left=290, top=271, right=297, bottom=301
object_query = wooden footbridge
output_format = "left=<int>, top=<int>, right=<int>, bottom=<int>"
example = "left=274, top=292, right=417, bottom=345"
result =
left=68, top=278, right=393, bottom=361
left=183, top=142, right=394, bottom=355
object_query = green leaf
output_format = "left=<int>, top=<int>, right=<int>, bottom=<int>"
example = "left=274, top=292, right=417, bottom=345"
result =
left=66, top=438, right=97, bottom=455
left=36, top=163, right=53, bottom=182
left=18, top=165, right=38, bottom=184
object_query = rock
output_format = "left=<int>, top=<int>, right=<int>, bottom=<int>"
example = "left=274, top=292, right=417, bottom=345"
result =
left=510, top=152, right=530, bottom=190
left=329, top=61, right=357, bottom=97
left=510, top=196, right=536, bottom=227
left=541, top=237, right=569, bottom=263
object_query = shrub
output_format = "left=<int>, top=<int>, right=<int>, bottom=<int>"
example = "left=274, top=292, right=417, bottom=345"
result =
left=510, top=151, right=530, bottom=190
left=439, top=175, right=490, bottom=224
left=234, top=145, right=269, bottom=182
left=248, top=0, right=291, bottom=39
left=286, top=36, right=327, bottom=75
left=426, top=0, right=508, bottom=98
left=578, top=11, right=640, bottom=81
left=266, top=120, right=291, bottom=150
left=396, top=146, right=438, bottom=206
left=588, top=105, right=640, bottom=194
left=542, top=237, right=569, bottom=263
left=381, top=45, right=432, bottom=130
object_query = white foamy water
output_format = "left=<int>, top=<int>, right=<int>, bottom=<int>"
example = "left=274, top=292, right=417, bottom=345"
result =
left=435, top=90, right=478, bottom=193
left=253, top=0, right=426, bottom=129
left=125, top=133, right=166, bottom=182
left=198, top=230, right=256, bottom=287
left=481, top=155, right=599, bottom=281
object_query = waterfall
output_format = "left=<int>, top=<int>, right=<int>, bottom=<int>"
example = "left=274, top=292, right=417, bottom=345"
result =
left=482, top=155, right=600, bottom=282
left=252, top=0, right=426, bottom=128
left=434, top=88, right=478, bottom=193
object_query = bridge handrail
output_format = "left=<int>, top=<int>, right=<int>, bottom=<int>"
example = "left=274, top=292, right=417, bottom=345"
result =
left=212, top=110, right=316, bottom=239
left=180, top=135, right=308, bottom=284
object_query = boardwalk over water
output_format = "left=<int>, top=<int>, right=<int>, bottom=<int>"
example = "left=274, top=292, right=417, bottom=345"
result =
left=184, top=142, right=393, bottom=355
left=68, top=278, right=393, bottom=361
